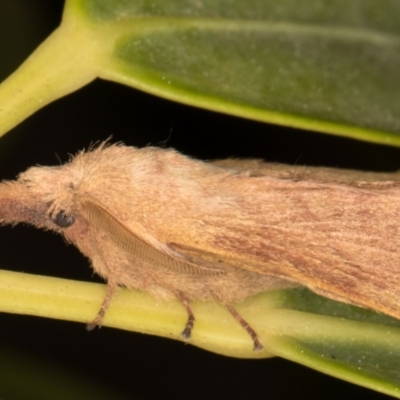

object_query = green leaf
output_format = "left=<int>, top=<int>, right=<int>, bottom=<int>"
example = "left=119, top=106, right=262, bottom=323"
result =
left=270, top=289, right=400, bottom=397
left=0, top=0, right=399, bottom=144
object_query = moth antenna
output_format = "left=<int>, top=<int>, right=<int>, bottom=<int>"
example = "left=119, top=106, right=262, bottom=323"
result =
left=81, top=197, right=223, bottom=276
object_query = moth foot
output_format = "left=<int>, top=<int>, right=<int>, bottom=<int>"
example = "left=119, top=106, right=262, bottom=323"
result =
left=176, top=291, right=195, bottom=343
left=227, top=304, right=263, bottom=352
left=253, top=338, right=264, bottom=352
left=86, top=321, right=101, bottom=331
left=86, top=308, right=105, bottom=331
left=180, top=327, right=192, bottom=342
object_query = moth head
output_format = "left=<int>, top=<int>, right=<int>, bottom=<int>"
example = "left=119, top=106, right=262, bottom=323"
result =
left=17, top=164, right=81, bottom=230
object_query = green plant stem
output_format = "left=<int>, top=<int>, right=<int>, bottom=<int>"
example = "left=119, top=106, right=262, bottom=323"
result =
left=0, top=19, right=98, bottom=135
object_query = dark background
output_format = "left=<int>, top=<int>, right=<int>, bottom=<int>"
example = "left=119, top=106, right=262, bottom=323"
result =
left=0, top=1, right=399, bottom=399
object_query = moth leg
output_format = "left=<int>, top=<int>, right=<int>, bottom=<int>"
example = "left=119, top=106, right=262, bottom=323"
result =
left=176, top=291, right=196, bottom=342
left=86, top=280, right=118, bottom=331
left=227, top=305, right=263, bottom=352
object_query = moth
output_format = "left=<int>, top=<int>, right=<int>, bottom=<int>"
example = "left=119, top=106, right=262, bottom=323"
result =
left=0, top=142, right=400, bottom=351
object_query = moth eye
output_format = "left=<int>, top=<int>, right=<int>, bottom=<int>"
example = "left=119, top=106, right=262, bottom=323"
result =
left=52, top=210, right=75, bottom=228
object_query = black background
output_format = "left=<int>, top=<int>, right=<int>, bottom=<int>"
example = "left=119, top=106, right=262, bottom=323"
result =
left=0, top=1, right=399, bottom=399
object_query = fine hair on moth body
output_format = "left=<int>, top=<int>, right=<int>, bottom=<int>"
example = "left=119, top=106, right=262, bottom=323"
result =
left=1, top=142, right=400, bottom=351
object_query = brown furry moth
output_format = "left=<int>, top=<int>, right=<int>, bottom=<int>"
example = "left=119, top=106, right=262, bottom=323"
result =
left=1, top=142, right=400, bottom=351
